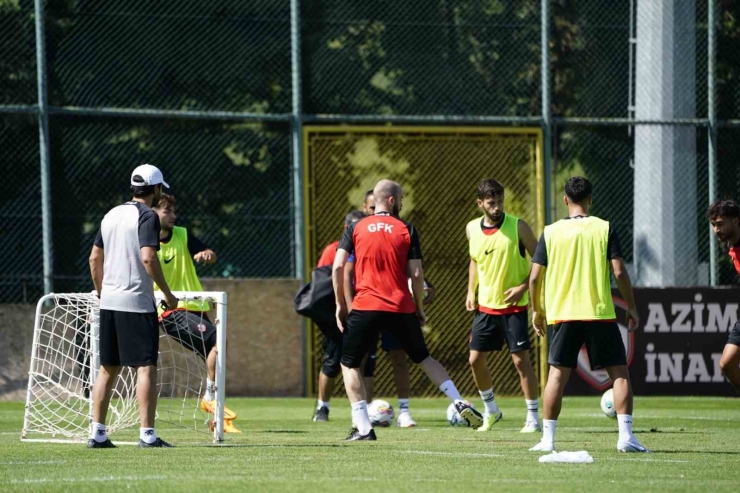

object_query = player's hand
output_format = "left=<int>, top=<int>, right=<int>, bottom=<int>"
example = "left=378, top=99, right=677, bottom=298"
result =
left=532, top=311, right=546, bottom=337
left=503, top=284, right=527, bottom=306
left=164, top=292, right=179, bottom=311
left=626, top=306, right=640, bottom=332
left=416, top=306, right=427, bottom=326
left=336, top=305, right=348, bottom=332
left=194, top=251, right=215, bottom=264
left=465, top=291, right=476, bottom=311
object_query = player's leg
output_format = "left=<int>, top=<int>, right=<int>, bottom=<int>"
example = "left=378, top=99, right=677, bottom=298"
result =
left=382, top=330, right=415, bottom=427
left=720, top=323, right=740, bottom=392
left=530, top=322, right=583, bottom=452
left=89, top=309, right=119, bottom=448
left=503, top=312, right=540, bottom=432
left=393, top=313, right=483, bottom=428
left=362, top=340, right=378, bottom=403
left=468, top=312, right=503, bottom=430
left=120, top=311, right=172, bottom=448
left=339, top=310, right=380, bottom=440
left=314, top=330, right=341, bottom=422
left=589, top=323, right=647, bottom=453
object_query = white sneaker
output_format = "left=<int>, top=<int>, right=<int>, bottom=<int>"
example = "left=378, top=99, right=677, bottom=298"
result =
left=520, top=421, right=541, bottom=433
left=397, top=411, right=417, bottom=428
left=529, top=440, right=555, bottom=452
left=617, top=437, right=650, bottom=453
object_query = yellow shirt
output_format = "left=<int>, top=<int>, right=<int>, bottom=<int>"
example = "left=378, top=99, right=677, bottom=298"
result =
left=154, top=226, right=209, bottom=313
left=467, top=214, right=530, bottom=310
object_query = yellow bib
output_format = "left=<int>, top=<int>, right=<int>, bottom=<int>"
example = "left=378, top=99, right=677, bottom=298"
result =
left=543, top=216, right=615, bottom=323
left=468, top=213, right=530, bottom=310
left=154, top=226, right=209, bottom=313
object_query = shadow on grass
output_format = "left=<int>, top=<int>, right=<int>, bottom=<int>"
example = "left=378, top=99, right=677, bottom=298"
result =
left=261, top=430, right=309, bottom=434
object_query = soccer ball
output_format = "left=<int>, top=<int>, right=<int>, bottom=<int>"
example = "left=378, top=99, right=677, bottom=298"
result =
left=446, top=401, right=470, bottom=426
left=600, top=388, right=617, bottom=419
left=368, top=400, right=395, bottom=427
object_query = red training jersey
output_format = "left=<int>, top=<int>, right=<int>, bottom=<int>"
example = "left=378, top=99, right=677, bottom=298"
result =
left=730, top=244, right=740, bottom=277
left=317, top=240, right=339, bottom=268
left=338, top=212, right=422, bottom=313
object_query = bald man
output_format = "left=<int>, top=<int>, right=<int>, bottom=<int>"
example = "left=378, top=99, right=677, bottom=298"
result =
left=332, top=179, right=482, bottom=441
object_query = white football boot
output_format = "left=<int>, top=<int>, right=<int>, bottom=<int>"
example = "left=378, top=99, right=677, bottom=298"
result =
left=617, top=437, right=650, bottom=453
left=529, top=440, right=555, bottom=453
left=396, top=411, right=417, bottom=428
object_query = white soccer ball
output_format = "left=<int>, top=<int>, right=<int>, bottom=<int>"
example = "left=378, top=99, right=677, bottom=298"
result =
left=446, top=401, right=471, bottom=427
left=600, top=388, right=617, bottom=419
left=368, top=400, right=395, bottom=427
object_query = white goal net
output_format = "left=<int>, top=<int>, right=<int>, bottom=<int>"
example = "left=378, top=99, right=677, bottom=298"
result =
left=22, top=291, right=227, bottom=444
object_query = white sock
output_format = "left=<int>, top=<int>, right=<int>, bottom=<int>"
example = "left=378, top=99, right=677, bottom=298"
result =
left=526, top=399, right=539, bottom=423
left=204, top=379, right=216, bottom=401
left=617, top=414, right=634, bottom=441
left=439, top=380, right=463, bottom=403
left=140, top=427, right=157, bottom=444
left=351, top=401, right=373, bottom=435
left=317, top=400, right=330, bottom=410
left=479, top=388, right=499, bottom=415
left=91, top=422, right=107, bottom=443
left=398, top=398, right=410, bottom=413
left=542, top=419, right=557, bottom=444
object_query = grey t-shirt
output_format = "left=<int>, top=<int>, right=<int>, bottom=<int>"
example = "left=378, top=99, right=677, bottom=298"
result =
left=94, top=201, right=160, bottom=313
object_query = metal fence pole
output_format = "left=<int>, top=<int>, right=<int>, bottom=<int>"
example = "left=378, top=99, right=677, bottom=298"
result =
left=541, top=0, right=553, bottom=227
left=34, top=0, right=53, bottom=295
left=708, top=0, right=718, bottom=286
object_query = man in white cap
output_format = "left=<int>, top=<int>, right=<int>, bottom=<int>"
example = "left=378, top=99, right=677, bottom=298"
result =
left=88, top=164, right=178, bottom=448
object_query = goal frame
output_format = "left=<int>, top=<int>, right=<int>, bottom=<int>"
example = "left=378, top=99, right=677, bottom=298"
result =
left=21, top=290, right=228, bottom=444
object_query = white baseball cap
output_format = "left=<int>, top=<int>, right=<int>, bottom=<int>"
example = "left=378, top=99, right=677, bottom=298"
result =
left=131, top=164, right=170, bottom=188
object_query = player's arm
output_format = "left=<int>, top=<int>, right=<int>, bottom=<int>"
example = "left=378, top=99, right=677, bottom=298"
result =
left=188, top=231, right=218, bottom=264
left=332, top=249, right=350, bottom=330
left=89, top=246, right=104, bottom=296
left=504, top=219, right=540, bottom=305
left=139, top=210, right=177, bottom=309
left=343, top=258, right=355, bottom=308
left=529, top=232, right=548, bottom=337
left=89, top=229, right=105, bottom=296
left=465, top=223, right=478, bottom=311
left=608, top=225, right=639, bottom=331
left=407, top=224, right=426, bottom=325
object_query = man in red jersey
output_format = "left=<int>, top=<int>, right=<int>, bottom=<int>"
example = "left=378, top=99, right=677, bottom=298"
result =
left=332, top=179, right=482, bottom=441
left=708, top=199, right=740, bottom=392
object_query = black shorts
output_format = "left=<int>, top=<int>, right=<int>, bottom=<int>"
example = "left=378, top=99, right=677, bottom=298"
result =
left=548, top=321, right=626, bottom=370
left=160, top=310, right=217, bottom=360
left=341, top=310, right=430, bottom=368
left=470, top=311, right=531, bottom=353
left=99, top=309, right=159, bottom=367
left=728, top=321, right=740, bottom=347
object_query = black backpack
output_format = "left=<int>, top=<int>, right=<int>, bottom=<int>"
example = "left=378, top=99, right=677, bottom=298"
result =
left=294, top=265, right=336, bottom=326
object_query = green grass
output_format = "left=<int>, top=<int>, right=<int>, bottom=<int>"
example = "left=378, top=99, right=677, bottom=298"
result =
left=2, top=396, right=739, bottom=492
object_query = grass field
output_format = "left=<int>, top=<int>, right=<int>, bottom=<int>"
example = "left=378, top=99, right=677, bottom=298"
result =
left=1, top=396, right=739, bottom=492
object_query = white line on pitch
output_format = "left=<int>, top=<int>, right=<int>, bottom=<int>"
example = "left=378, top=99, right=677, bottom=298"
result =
left=402, top=450, right=503, bottom=458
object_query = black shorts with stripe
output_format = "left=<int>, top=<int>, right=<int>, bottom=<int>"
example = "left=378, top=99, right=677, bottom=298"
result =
left=341, top=310, right=430, bottom=368
left=160, top=310, right=217, bottom=360
left=470, top=310, right=531, bottom=353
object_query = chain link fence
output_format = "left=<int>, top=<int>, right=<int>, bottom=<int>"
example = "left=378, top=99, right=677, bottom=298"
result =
left=305, top=127, right=543, bottom=397
left=2, top=1, right=740, bottom=394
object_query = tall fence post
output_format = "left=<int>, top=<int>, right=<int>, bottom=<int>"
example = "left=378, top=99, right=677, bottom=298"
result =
left=539, top=0, right=552, bottom=392
left=290, top=0, right=309, bottom=397
left=34, top=0, right=53, bottom=295
left=708, top=0, right=718, bottom=286
left=541, top=0, right=552, bottom=227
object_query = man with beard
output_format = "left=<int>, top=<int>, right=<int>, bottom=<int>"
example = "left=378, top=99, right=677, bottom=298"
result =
left=465, top=178, right=540, bottom=433
left=332, top=179, right=482, bottom=441
left=708, top=199, right=740, bottom=392
left=153, top=193, right=240, bottom=433
left=88, top=164, right=177, bottom=448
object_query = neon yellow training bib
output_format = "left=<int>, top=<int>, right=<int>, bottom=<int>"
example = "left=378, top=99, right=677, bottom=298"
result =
left=468, top=213, right=530, bottom=310
left=154, top=226, right=210, bottom=313
left=543, top=216, right=615, bottom=323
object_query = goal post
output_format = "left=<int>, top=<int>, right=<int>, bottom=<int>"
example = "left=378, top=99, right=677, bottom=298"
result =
left=22, top=291, right=228, bottom=444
